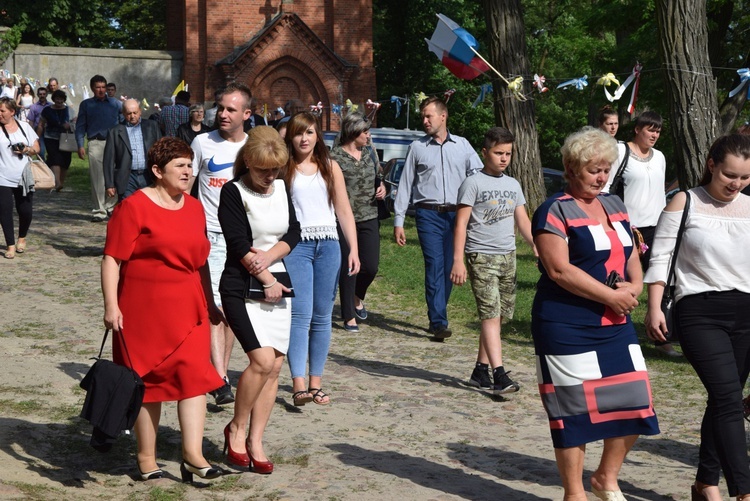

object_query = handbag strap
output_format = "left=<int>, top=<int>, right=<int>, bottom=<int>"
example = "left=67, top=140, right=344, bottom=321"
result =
left=665, top=191, right=691, bottom=288
left=1, top=118, right=29, bottom=144
left=96, top=329, right=137, bottom=372
left=613, top=142, right=630, bottom=179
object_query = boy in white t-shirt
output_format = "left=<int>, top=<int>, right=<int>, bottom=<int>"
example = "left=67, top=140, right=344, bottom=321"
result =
left=450, top=127, right=535, bottom=395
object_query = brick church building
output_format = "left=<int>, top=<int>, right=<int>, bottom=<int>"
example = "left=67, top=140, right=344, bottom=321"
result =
left=165, top=0, right=377, bottom=130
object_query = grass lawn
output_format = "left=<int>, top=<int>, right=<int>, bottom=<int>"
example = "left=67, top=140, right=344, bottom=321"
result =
left=374, top=216, right=698, bottom=381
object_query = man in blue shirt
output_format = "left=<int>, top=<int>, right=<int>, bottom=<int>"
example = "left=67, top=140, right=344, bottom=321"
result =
left=393, top=97, right=482, bottom=341
left=27, top=87, right=50, bottom=157
left=76, top=75, right=121, bottom=222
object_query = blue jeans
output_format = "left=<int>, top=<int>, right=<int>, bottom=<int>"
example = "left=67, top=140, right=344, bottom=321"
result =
left=415, top=208, right=455, bottom=329
left=286, top=239, right=341, bottom=379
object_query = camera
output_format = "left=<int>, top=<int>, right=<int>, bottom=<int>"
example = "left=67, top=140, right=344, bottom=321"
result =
left=10, top=143, right=25, bottom=158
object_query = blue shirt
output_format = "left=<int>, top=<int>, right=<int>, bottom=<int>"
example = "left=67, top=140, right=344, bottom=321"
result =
left=393, top=130, right=482, bottom=227
left=75, top=96, right=121, bottom=147
left=125, top=121, right=146, bottom=171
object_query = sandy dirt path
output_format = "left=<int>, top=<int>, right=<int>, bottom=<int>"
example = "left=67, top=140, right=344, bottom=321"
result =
left=0, top=189, right=714, bottom=500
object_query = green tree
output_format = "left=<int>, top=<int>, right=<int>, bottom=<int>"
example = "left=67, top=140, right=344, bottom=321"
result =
left=0, top=0, right=166, bottom=50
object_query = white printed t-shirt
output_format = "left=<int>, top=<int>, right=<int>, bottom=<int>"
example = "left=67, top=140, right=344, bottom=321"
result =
left=191, top=130, right=248, bottom=232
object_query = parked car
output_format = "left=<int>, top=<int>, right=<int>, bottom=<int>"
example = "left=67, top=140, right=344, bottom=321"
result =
left=382, top=157, right=412, bottom=216
left=542, top=168, right=566, bottom=197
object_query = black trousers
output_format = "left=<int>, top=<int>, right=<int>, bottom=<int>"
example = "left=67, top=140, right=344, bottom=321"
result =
left=0, top=186, right=33, bottom=247
left=337, top=218, right=380, bottom=322
left=677, top=290, right=750, bottom=495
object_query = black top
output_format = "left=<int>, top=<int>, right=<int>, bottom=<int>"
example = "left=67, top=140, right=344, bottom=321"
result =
left=176, top=121, right=210, bottom=146
left=217, top=179, right=301, bottom=299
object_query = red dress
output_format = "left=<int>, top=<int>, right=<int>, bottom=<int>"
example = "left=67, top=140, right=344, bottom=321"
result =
left=104, top=190, right=223, bottom=403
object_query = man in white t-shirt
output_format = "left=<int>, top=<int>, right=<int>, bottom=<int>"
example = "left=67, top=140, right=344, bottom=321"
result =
left=189, top=82, right=252, bottom=405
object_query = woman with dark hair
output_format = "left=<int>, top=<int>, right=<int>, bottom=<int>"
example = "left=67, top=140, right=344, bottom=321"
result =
left=603, top=110, right=678, bottom=356
left=15, top=83, right=34, bottom=122
left=597, top=105, right=619, bottom=137
left=329, top=111, right=386, bottom=332
left=102, top=137, right=224, bottom=483
left=218, top=126, right=299, bottom=474
left=39, top=90, right=75, bottom=191
left=0, top=97, right=39, bottom=258
left=283, top=112, right=359, bottom=406
left=176, top=104, right=210, bottom=146
left=645, top=134, right=750, bottom=501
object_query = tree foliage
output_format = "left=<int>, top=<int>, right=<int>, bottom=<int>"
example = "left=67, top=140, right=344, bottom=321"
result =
left=0, top=0, right=166, bottom=50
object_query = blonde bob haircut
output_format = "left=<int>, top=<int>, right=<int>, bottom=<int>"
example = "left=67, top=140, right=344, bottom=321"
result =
left=561, top=126, right=618, bottom=180
left=233, top=126, right=289, bottom=178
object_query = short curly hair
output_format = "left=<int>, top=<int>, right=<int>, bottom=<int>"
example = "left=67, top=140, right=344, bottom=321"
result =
left=560, top=126, right=618, bottom=180
left=147, top=137, right=194, bottom=184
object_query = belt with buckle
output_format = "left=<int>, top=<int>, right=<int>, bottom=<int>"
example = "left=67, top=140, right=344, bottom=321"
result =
left=89, top=136, right=106, bottom=141
left=415, top=202, right=457, bottom=213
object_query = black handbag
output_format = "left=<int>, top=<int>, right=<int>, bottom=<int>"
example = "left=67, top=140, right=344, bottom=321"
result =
left=609, top=142, right=630, bottom=200
left=661, top=191, right=691, bottom=341
left=245, top=271, right=295, bottom=300
left=80, top=329, right=144, bottom=452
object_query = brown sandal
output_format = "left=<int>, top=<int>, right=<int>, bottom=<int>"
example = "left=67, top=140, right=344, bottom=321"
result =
left=292, top=390, right=313, bottom=407
left=308, top=388, right=330, bottom=405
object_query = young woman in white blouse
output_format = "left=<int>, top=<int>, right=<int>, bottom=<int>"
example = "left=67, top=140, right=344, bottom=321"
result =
left=644, top=134, right=750, bottom=501
left=283, top=112, right=360, bottom=406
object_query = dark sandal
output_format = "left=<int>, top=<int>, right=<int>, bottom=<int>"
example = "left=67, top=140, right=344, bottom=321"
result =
left=308, top=388, right=330, bottom=405
left=292, top=390, right=313, bottom=407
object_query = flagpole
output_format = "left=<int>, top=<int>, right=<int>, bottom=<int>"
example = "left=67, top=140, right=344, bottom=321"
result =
left=469, top=47, right=510, bottom=86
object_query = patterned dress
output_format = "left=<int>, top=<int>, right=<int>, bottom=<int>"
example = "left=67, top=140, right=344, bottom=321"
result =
left=531, top=192, right=660, bottom=448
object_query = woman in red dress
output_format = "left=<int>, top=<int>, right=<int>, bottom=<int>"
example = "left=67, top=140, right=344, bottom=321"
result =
left=102, top=137, right=224, bottom=483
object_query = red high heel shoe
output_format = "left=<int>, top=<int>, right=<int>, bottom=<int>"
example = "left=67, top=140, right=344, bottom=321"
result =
left=223, top=423, right=250, bottom=468
left=248, top=452, right=273, bottom=474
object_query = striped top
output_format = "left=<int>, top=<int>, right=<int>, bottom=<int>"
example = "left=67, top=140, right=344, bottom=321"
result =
left=532, top=192, right=633, bottom=326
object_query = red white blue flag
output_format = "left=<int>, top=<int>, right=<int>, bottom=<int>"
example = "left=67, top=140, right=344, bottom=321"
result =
left=426, top=14, right=489, bottom=81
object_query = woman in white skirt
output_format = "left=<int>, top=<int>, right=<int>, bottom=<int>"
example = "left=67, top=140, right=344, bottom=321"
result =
left=218, top=126, right=300, bottom=474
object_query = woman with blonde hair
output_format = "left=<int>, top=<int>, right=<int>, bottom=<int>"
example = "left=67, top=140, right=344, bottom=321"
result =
left=283, top=112, right=360, bottom=406
left=218, top=126, right=300, bottom=474
left=532, top=127, right=659, bottom=500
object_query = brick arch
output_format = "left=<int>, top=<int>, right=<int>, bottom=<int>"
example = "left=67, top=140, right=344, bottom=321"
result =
left=239, top=55, right=337, bottom=128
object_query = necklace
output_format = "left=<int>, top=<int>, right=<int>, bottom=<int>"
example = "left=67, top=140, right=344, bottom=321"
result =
left=239, top=178, right=275, bottom=198
left=154, top=187, right=183, bottom=209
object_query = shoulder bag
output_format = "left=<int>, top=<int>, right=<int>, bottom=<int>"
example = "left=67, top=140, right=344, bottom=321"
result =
left=609, top=142, right=630, bottom=200
left=2, top=119, right=55, bottom=190
left=29, top=155, right=55, bottom=190
left=57, top=109, right=77, bottom=152
left=661, top=191, right=691, bottom=341
left=80, top=329, right=145, bottom=452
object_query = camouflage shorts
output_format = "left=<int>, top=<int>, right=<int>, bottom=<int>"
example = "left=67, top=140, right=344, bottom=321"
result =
left=465, top=251, right=516, bottom=321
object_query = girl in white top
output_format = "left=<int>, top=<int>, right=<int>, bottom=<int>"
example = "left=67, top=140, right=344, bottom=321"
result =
left=283, top=112, right=359, bottom=407
left=644, top=134, right=750, bottom=501
left=15, top=83, right=35, bottom=123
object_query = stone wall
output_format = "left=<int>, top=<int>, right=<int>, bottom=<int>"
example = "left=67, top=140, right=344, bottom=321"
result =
left=4, top=44, right=183, bottom=113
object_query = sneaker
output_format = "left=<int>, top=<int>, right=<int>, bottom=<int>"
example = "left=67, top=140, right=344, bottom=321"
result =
left=91, top=213, right=108, bottom=222
left=493, top=369, right=520, bottom=395
left=354, top=303, right=368, bottom=320
left=210, top=378, right=235, bottom=405
left=428, top=325, right=452, bottom=341
left=467, top=366, right=492, bottom=389
left=343, top=322, right=359, bottom=332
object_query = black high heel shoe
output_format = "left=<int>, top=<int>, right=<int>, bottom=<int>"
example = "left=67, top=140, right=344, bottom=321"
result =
left=180, top=460, right=222, bottom=483
left=137, top=465, right=163, bottom=480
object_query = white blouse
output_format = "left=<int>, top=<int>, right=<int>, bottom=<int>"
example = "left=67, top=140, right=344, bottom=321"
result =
left=644, top=186, right=750, bottom=301
left=290, top=170, right=338, bottom=241
left=604, top=142, right=666, bottom=227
